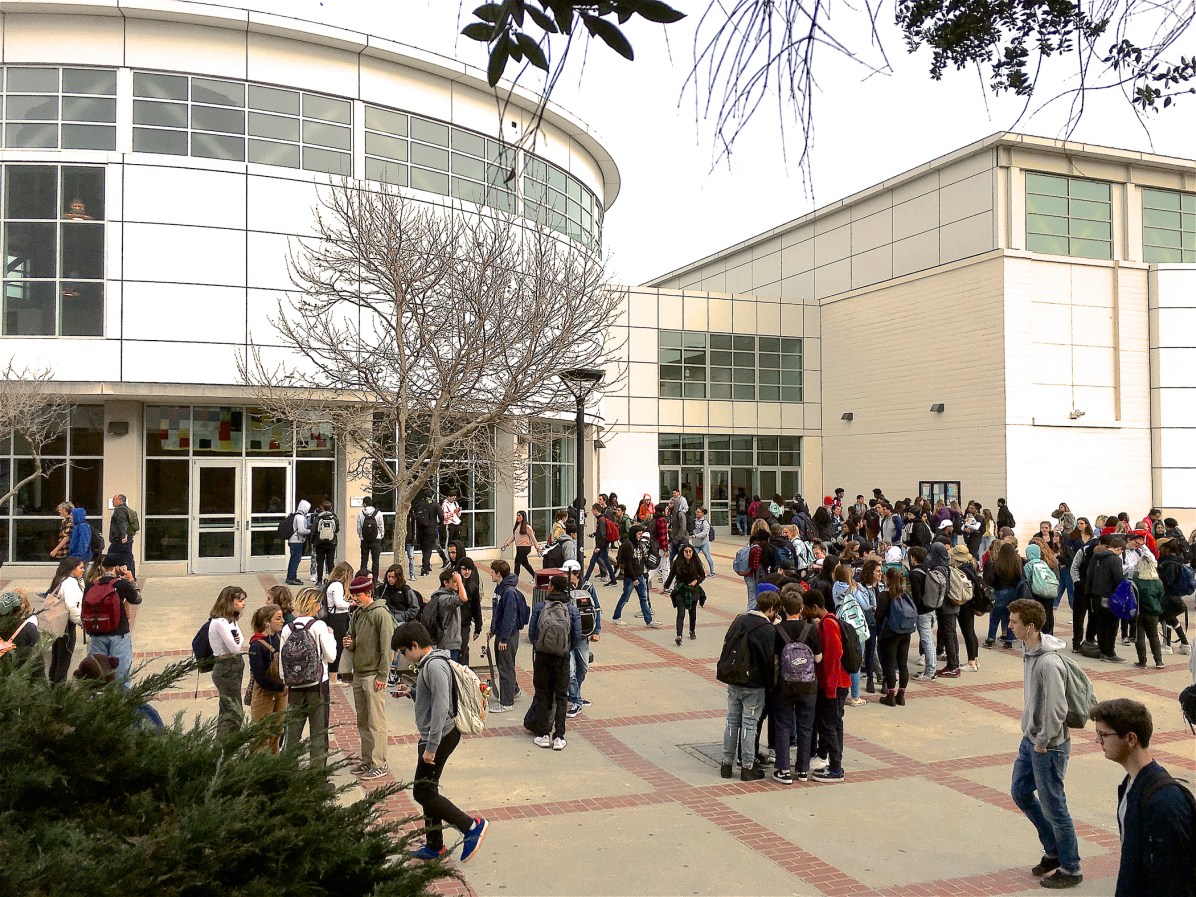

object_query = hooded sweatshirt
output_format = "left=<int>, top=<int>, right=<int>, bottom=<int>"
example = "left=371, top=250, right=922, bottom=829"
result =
left=1021, top=633, right=1070, bottom=749
left=288, top=500, right=311, bottom=544
left=926, top=542, right=961, bottom=616
left=67, top=507, right=93, bottom=559
left=413, top=647, right=457, bottom=754
left=491, top=573, right=524, bottom=642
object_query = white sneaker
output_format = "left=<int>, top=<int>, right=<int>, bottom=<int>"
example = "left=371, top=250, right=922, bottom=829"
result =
left=1179, top=644, right=1192, bottom=655
left=646, top=620, right=664, bottom=629
left=552, top=737, right=567, bottom=751
left=533, top=735, right=552, bottom=749
left=613, top=619, right=627, bottom=627
left=1161, top=645, right=1174, bottom=654
left=809, top=757, right=829, bottom=774
left=488, top=704, right=513, bottom=713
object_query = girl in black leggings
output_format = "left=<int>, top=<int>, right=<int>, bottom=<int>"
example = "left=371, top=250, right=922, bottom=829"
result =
left=877, top=568, right=913, bottom=707
left=664, top=543, right=706, bottom=645
left=501, top=511, right=541, bottom=582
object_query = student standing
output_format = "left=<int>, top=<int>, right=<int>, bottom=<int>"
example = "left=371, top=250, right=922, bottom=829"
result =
left=527, top=574, right=582, bottom=750
left=344, top=575, right=396, bottom=781
left=771, top=587, right=821, bottom=783
left=803, top=589, right=851, bottom=783
left=391, top=620, right=490, bottom=863
left=247, top=603, right=288, bottom=754
left=46, top=556, right=85, bottom=683
left=279, top=587, right=337, bottom=769
left=486, top=559, right=524, bottom=713
left=207, top=585, right=248, bottom=736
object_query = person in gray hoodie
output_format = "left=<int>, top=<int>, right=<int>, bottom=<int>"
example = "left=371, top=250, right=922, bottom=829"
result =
left=390, top=620, right=489, bottom=863
left=1008, top=598, right=1083, bottom=890
left=285, top=499, right=311, bottom=585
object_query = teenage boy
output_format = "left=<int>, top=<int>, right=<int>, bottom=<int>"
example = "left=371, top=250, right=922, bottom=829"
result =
left=563, top=559, right=600, bottom=716
left=344, top=575, right=395, bottom=781
left=1085, top=534, right=1127, bottom=663
left=1007, top=598, right=1082, bottom=889
left=584, top=503, right=618, bottom=586
left=486, top=559, right=524, bottom=713
left=771, top=587, right=822, bottom=784
left=357, top=496, right=385, bottom=581
left=716, top=590, right=781, bottom=782
left=528, top=574, right=582, bottom=750
left=1089, top=698, right=1196, bottom=897
left=612, top=525, right=662, bottom=628
left=391, top=621, right=490, bottom=863
left=803, top=589, right=850, bottom=783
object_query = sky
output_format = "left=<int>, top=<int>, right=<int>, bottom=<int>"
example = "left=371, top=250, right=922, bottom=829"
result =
left=204, top=0, right=1193, bottom=285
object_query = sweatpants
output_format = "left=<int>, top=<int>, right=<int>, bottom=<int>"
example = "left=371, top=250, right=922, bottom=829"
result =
left=494, top=631, right=520, bottom=706
left=414, top=728, right=475, bottom=851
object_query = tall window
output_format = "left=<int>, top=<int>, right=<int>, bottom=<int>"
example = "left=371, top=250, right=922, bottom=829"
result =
left=659, top=330, right=708, bottom=398
left=2, top=66, right=117, bottom=150
left=757, top=337, right=803, bottom=402
left=528, top=424, right=575, bottom=539
left=523, top=156, right=601, bottom=248
left=1142, top=188, right=1196, bottom=263
left=709, top=334, right=755, bottom=400
left=1026, top=173, right=1112, bottom=259
left=1, top=405, right=104, bottom=563
left=659, top=331, right=804, bottom=402
left=3, top=164, right=105, bottom=337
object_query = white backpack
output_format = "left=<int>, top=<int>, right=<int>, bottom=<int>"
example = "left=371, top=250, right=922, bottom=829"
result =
left=433, top=655, right=488, bottom=735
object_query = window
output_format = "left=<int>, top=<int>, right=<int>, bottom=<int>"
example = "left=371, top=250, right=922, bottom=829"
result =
left=528, top=424, right=575, bottom=538
left=919, top=480, right=961, bottom=507
left=133, top=72, right=350, bottom=174
left=2, top=66, right=117, bottom=151
left=3, top=164, right=105, bottom=337
left=523, top=156, right=600, bottom=247
left=1026, top=173, right=1112, bottom=260
left=659, top=331, right=804, bottom=401
left=1142, top=188, right=1196, bottom=264
left=1, top=405, right=104, bottom=563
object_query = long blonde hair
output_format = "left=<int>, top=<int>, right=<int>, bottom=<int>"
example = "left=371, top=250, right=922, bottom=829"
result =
left=329, top=561, right=354, bottom=592
left=293, top=587, right=324, bottom=618
left=1134, top=554, right=1159, bottom=581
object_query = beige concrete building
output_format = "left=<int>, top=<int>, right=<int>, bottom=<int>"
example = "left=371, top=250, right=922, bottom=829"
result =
left=600, top=133, right=1196, bottom=536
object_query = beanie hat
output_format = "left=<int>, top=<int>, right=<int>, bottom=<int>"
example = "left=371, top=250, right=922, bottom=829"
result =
left=0, top=591, right=21, bottom=617
left=349, top=575, right=374, bottom=595
left=754, top=582, right=779, bottom=595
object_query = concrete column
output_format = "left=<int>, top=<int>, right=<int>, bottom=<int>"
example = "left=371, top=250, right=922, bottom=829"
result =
left=102, top=400, right=144, bottom=566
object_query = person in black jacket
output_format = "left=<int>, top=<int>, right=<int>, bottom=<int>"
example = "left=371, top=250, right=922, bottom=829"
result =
left=997, top=498, right=1016, bottom=530
left=716, top=590, right=781, bottom=782
left=1085, top=534, right=1127, bottom=663
left=247, top=603, right=287, bottom=754
left=612, top=526, right=661, bottom=628
left=1090, top=699, right=1196, bottom=897
left=664, top=542, right=706, bottom=645
left=1156, top=540, right=1193, bottom=655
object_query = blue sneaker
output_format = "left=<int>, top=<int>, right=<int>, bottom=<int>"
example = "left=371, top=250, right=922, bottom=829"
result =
left=408, top=844, right=447, bottom=861
left=460, top=817, right=489, bottom=863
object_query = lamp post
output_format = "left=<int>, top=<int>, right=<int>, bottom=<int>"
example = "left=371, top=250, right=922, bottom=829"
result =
left=559, top=368, right=604, bottom=570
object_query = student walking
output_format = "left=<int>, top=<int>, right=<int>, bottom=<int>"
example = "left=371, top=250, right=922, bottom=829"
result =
left=664, top=542, right=706, bottom=645
left=501, top=511, right=541, bottom=582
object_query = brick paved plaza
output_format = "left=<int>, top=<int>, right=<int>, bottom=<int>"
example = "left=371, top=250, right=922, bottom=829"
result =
left=10, top=543, right=1192, bottom=897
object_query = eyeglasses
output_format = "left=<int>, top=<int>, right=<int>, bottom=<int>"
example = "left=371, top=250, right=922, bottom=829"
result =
left=1094, top=729, right=1120, bottom=742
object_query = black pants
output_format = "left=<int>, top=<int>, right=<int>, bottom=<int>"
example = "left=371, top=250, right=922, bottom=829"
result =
left=771, top=692, right=816, bottom=774
left=514, top=546, right=537, bottom=581
left=326, top=612, right=351, bottom=673
left=1095, top=601, right=1120, bottom=656
left=49, top=622, right=77, bottom=683
left=1135, top=613, right=1162, bottom=665
left=959, top=607, right=979, bottom=662
left=414, top=728, right=474, bottom=850
left=879, top=631, right=911, bottom=691
left=1072, top=590, right=1093, bottom=649
left=1032, top=593, right=1055, bottom=635
left=1162, top=609, right=1190, bottom=646
left=936, top=609, right=960, bottom=670
left=675, top=602, right=697, bottom=637
left=446, top=524, right=460, bottom=546
left=532, top=652, right=569, bottom=739
left=359, top=541, right=381, bottom=580
left=314, top=543, right=336, bottom=580
left=814, top=687, right=848, bottom=772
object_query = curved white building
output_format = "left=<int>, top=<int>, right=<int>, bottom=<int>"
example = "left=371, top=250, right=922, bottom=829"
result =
left=0, top=0, right=619, bottom=574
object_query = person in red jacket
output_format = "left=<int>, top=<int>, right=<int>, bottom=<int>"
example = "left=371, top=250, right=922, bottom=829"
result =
left=802, top=589, right=851, bottom=782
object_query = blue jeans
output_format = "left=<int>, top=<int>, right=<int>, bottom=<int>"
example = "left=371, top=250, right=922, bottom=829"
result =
left=736, top=513, right=748, bottom=535
left=568, top=640, right=589, bottom=704
left=988, top=587, right=1018, bottom=642
left=88, top=632, right=133, bottom=685
left=405, top=543, right=415, bottom=578
left=745, top=576, right=758, bottom=612
left=697, top=541, right=715, bottom=574
left=584, top=546, right=615, bottom=583
left=916, top=612, right=936, bottom=673
left=1055, top=567, right=1074, bottom=609
left=722, top=684, right=766, bottom=767
left=1011, top=736, right=1080, bottom=875
left=286, top=541, right=304, bottom=581
left=614, top=574, right=653, bottom=623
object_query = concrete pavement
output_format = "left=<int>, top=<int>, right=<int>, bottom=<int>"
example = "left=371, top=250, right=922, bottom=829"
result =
left=8, top=551, right=1194, bottom=897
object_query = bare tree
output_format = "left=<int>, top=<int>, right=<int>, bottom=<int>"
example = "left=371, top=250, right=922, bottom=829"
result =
left=0, top=360, right=70, bottom=510
left=240, top=180, right=624, bottom=550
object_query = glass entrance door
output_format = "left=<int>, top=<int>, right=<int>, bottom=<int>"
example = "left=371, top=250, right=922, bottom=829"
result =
left=246, top=461, right=291, bottom=572
left=192, top=461, right=241, bottom=574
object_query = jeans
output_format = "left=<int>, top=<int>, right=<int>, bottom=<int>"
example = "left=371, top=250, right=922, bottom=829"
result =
left=736, top=513, right=748, bottom=535
left=532, top=651, right=569, bottom=738
left=88, top=631, right=133, bottom=685
left=1011, top=736, right=1080, bottom=875
left=697, top=541, right=715, bottom=574
left=414, top=728, right=475, bottom=851
left=814, top=687, right=848, bottom=772
left=494, top=631, right=519, bottom=706
left=722, top=684, right=766, bottom=767
left=771, top=692, right=816, bottom=773
left=210, top=654, right=244, bottom=736
left=286, top=682, right=329, bottom=767
left=988, top=587, right=1018, bottom=643
left=614, top=574, right=653, bottom=623
left=286, top=541, right=305, bottom=581
left=745, top=576, right=758, bottom=612
left=360, top=541, right=382, bottom=580
left=1054, top=566, right=1074, bottom=609
left=584, top=545, right=615, bottom=583
left=916, top=612, right=936, bottom=673
left=405, top=543, right=415, bottom=578
left=568, top=638, right=589, bottom=704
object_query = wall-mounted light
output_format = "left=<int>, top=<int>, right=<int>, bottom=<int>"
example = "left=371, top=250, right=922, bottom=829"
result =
left=1069, top=409, right=1086, bottom=420
left=841, top=412, right=854, bottom=421
left=929, top=403, right=945, bottom=414
left=107, top=421, right=130, bottom=437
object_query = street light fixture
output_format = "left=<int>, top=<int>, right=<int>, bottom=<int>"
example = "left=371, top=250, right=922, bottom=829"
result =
left=560, top=367, right=604, bottom=569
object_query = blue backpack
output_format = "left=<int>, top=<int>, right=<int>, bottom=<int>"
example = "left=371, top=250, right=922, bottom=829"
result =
left=1109, top=579, right=1139, bottom=622
left=733, top=545, right=753, bottom=575
left=885, top=591, right=918, bottom=635
left=1177, top=563, right=1196, bottom=597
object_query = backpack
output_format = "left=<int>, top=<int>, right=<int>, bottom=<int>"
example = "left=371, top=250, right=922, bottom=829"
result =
left=571, top=588, right=597, bottom=638
left=1109, top=579, right=1139, bottom=622
left=276, top=510, right=297, bottom=541
left=833, top=614, right=862, bottom=674
left=315, top=512, right=337, bottom=544
left=1056, top=652, right=1098, bottom=729
left=1177, top=563, right=1196, bottom=597
left=533, top=599, right=571, bottom=656
left=419, top=594, right=450, bottom=643
left=432, top=655, right=488, bottom=735
left=603, top=517, right=620, bottom=544
left=923, top=568, right=948, bottom=610
left=542, top=539, right=566, bottom=569
left=772, top=542, right=795, bottom=571
left=970, top=570, right=996, bottom=614
left=644, top=542, right=661, bottom=572
left=768, top=501, right=783, bottom=518
left=886, top=591, right=918, bottom=635
left=716, top=616, right=767, bottom=687
left=281, top=618, right=323, bottom=688
left=37, top=587, right=69, bottom=639
left=126, top=509, right=140, bottom=537
left=791, top=540, right=813, bottom=570
left=1028, top=560, right=1059, bottom=599
left=733, top=545, right=753, bottom=576
left=836, top=593, right=870, bottom=647
left=945, top=566, right=972, bottom=606
left=89, top=525, right=104, bottom=556
left=511, top=587, right=531, bottom=629
left=192, top=619, right=216, bottom=672
left=81, top=580, right=122, bottom=635
left=776, top=623, right=817, bottom=696
left=360, top=509, right=379, bottom=543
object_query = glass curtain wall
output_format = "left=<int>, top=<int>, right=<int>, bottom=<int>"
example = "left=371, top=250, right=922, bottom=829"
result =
left=527, top=424, right=575, bottom=539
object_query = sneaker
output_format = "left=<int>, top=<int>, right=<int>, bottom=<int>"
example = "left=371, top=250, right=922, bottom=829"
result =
left=772, top=769, right=793, bottom=784
left=646, top=620, right=664, bottom=628
left=1161, top=644, right=1174, bottom=654
left=514, top=688, right=523, bottom=699
left=967, top=661, right=980, bottom=671
left=757, top=750, right=776, bottom=767
left=533, top=734, right=552, bottom=749
left=847, top=697, right=866, bottom=706
left=633, top=612, right=643, bottom=618
left=285, top=579, right=303, bottom=586
left=408, top=844, right=448, bottom=861
left=809, top=757, right=829, bottom=774
left=1178, top=644, right=1192, bottom=655
left=796, top=770, right=809, bottom=782
left=459, top=817, right=489, bottom=863
left=579, top=698, right=591, bottom=706
left=1121, top=637, right=1133, bottom=646
left=566, top=703, right=582, bottom=718
left=488, top=704, right=513, bottom=713
left=350, top=760, right=371, bottom=774
left=612, top=619, right=627, bottom=627
left=1133, top=661, right=1148, bottom=668
left=360, top=765, right=389, bottom=781
left=689, top=631, right=697, bottom=640
left=1032, top=856, right=1061, bottom=877
left=983, top=638, right=995, bottom=649
left=1039, top=871, right=1083, bottom=889
left=812, top=768, right=844, bottom=783
left=720, top=763, right=733, bottom=778
left=937, top=667, right=961, bottom=679
left=675, top=636, right=682, bottom=645
left=1156, top=661, right=1165, bottom=669
left=741, top=765, right=765, bottom=782
left=1100, top=654, right=1128, bottom=664
left=912, top=671, right=936, bottom=682
left=604, top=579, right=620, bottom=587
left=552, top=736, right=567, bottom=751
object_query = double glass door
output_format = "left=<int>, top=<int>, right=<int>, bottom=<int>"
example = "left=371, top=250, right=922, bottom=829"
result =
left=191, top=460, right=292, bottom=574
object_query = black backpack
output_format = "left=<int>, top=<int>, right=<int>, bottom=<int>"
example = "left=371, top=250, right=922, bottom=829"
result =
left=276, top=510, right=297, bottom=541
left=419, top=594, right=446, bottom=643
left=88, top=524, right=104, bottom=556
left=716, top=616, right=766, bottom=686
left=361, top=509, right=380, bottom=543
left=833, top=614, right=862, bottom=674
left=191, top=619, right=215, bottom=672
left=543, top=539, right=566, bottom=569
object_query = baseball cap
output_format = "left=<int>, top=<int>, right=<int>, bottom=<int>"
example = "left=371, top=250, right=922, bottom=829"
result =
left=938, top=519, right=953, bottom=530
left=561, top=560, right=581, bottom=572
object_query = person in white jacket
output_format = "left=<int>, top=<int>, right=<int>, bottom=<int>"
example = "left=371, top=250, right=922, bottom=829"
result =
left=285, top=499, right=311, bottom=585
left=280, top=587, right=338, bottom=769
left=46, top=556, right=86, bottom=683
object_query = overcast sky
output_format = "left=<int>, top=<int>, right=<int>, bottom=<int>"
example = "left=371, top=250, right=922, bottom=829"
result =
left=209, top=0, right=1193, bottom=285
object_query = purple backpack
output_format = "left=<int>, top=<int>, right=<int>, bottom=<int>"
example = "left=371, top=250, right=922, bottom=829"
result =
left=777, top=623, right=817, bottom=696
